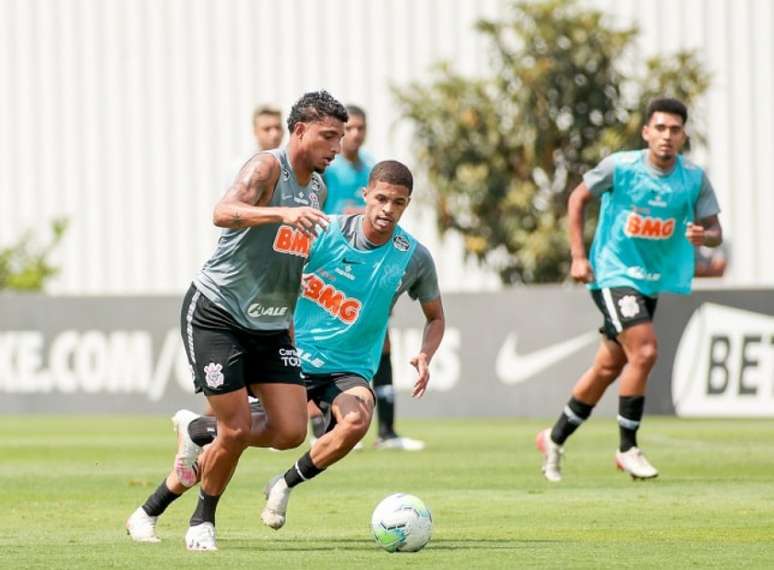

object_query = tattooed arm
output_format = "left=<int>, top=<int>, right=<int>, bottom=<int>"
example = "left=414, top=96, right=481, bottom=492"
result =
left=213, top=153, right=281, bottom=228
left=213, top=153, right=329, bottom=236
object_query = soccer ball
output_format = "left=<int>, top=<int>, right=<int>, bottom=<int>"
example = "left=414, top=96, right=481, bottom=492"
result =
left=370, top=493, right=432, bottom=553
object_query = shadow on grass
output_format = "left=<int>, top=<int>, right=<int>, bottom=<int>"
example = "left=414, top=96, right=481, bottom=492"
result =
left=224, top=537, right=565, bottom=552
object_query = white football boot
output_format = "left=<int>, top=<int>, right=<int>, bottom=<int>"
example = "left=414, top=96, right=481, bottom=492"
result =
left=172, top=409, right=203, bottom=487
left=185, top=522, right=217, bottom=551
left=615, top=447, right=658, bottom=480
left=373, top=436, right=425, bottom=451
left=261, top=474, right=292, bottom=530
left=536, top=428, right=563, bottom=482
left=126, top=507, right=160, bottom=543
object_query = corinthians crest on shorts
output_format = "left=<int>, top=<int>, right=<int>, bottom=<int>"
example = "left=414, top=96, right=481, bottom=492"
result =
left=204, top=362, right=224, bottom=389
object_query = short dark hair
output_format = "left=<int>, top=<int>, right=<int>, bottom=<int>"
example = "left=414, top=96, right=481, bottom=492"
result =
left=346, top=104, right=367, bottom=122
left=645, top=97, right=688, bottom=124
left=252, top=104, right=281, bottom=126
left=368, top=160, right=413, bottom=194
left=287, top=91, right=349, bottom=132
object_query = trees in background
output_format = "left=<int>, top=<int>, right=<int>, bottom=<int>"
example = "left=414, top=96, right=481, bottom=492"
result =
left=395, top=0, right=710, bottom=284
left=0, top=218, right=68, bottom=291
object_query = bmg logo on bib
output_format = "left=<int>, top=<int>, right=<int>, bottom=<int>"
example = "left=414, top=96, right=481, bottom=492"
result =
left=624, top=213, right=675, bottom=239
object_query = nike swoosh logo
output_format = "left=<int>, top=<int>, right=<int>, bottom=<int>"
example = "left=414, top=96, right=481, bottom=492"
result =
left=342, top=258, right=363, bottom=264
left=496, top=331, right=598, bottom=385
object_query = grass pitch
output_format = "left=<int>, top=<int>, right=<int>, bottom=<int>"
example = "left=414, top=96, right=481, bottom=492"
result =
left=1, top=416, right=773, bottom=569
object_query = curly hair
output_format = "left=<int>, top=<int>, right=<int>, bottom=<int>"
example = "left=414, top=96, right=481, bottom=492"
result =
left=287, top=91, right=349, bottom=132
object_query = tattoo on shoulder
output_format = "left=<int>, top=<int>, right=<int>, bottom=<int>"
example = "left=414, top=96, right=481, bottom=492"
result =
left=231, top=154, right=277, bottom=205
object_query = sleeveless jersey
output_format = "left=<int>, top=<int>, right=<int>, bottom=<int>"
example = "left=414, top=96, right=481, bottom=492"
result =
left=193, top=147, right=325, bottom=330
left=589, top=150, right=704, bottom=296
left=294, top=217, right=418, bottom=380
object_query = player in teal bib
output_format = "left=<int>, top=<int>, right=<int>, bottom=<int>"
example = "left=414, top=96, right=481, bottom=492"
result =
left=258, top=160, right=444, bottom=530
left=320, top=105, right=415, bottom=451
left=589, top=149, right=705, bottom=296
left=538, top=98, right=723, bottom=483
left=322, top=105, right=373, bottom=214
left=294, top=216, right=417, bottom=380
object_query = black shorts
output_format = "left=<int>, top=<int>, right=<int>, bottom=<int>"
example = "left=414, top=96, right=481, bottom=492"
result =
left=180, top=284, right=303, bottom=396
left=590, top=287, right=658, bottom=341
left=304, top=373, right=374, bottom=434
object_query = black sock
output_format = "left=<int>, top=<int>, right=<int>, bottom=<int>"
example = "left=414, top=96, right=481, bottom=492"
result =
left=189, top=490, right=221, bottom=526
left=141, top=480, right=181, bottom=517
left=550, top=396, right=594, bottom=445
left=189, top=416, right=217, bottom=447
left=283, top=451, right=325, bottom=488
left=373, top=352, right=397, bottom=439
left=618, top=395, right=645, bottom=452
left=310, top=414, right=327, bottom=439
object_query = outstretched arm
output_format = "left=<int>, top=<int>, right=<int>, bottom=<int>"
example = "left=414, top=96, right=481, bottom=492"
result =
left=409, top=297, right=445, bottom=399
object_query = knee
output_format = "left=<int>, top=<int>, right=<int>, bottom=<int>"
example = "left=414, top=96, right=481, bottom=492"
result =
left=218, top=420, right=251, bottom=451
left=271, top=422, right=307, bottom=450
left=339, top=410, right=371, bottom=441
left=631, top=341, right=658, bottom=369
left=594, top=361, right=624, bottom=384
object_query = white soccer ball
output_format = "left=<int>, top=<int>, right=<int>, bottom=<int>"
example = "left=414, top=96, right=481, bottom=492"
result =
left=370, top=493, right=432, bottom=553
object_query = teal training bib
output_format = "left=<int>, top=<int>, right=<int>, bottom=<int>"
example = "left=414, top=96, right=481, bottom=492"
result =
left=589, top=151, right=703, bottom=296
left=295, top=218, right=417, bottom=379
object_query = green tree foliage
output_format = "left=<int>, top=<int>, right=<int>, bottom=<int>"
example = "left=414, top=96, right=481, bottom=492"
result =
left=394, top=0, right=710, bottom=284
left=0, top=218, right=68, bottom=291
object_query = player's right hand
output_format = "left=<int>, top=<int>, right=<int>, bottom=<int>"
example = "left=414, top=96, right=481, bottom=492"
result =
left=281, top=207, right=329, bottom=238
left=409, top=353, right=430, bottom=399
left=570, top=257, right=594, bottom=283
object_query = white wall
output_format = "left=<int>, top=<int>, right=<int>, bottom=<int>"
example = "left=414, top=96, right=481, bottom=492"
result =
left=1, top=0, right=771, bottom=294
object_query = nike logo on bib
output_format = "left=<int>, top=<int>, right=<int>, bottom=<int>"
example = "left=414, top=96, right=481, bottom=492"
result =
left=495, top=331, right=598, bottom=385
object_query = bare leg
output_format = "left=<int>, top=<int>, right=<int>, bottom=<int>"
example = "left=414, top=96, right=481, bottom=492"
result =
left=247, top=382, right=308, bottom=449
left=572, top=337, right=628, bottom=404
left=164, top=470, right=188, bottom=495
left=310, top=386, right=374, bottom=468
left=539, top=336, right=628, bottom=481
left=613, top=322, right=658, bottom=463
left=197, top=389, right=251, bottom=496
left=616, top=322, right=658, bottom=396
left=260, top=385, right=374, bottom=530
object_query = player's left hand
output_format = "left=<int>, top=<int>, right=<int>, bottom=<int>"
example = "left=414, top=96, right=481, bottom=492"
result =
left=409, top=353, right=430, bottom=398
left=686, top=222, right=705, bottom=245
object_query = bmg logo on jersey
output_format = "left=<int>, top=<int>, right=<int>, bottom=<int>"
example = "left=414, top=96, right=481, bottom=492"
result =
left=273, top=226, right=311, bottom=257
left=301, top=274, right=362, bottom=323
left=624, top=212, right=675, bottom=239
left=278, top=348, right=300, bottom=368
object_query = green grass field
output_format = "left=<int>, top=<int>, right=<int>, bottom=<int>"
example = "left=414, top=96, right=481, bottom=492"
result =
left=2, top=416, right=773, bottom=569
